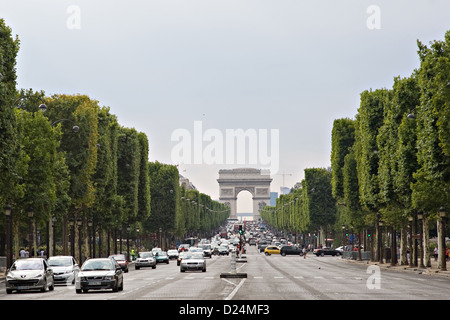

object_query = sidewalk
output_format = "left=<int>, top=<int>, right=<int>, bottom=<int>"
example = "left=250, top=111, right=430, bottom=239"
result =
left=342, top=255, right=450, bottom=278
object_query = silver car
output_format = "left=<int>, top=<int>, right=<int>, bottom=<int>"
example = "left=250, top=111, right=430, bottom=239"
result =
left=180, top=252, right=206, bottom=272
left=6, top=258, right=55, bottom=294
left=135, top=252, right=156, bottom=270
left=48, top=256, right=80, bottom=285
left=75, top=258, right=123, bottom=293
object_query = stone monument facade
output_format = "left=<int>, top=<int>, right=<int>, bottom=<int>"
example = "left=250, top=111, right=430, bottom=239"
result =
left=217, top=168, right=272, bottom=221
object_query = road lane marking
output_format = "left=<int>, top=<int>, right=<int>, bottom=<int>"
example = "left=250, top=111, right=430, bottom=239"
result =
left=224, top=278, right=246, bottom=300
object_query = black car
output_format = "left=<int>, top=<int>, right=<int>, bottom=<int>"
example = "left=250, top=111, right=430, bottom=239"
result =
left=314, top=247, right=339, bottom=256
left=280, top=245, right=303, bottom=256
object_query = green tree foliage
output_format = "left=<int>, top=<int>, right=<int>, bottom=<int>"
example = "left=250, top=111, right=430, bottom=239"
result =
left=303, top=168, right=336, bottom=231
left=355, top=89, right=388, bottom=212
left=146, top=161, right=179, bottom=234
left=0, top=19, right=21, bottom=205
left=331, top=118, right=355, bottom=201
left=117, top=126, right=141, bottom=226
left=412, top=33, right=450, bottom=212
left=377, top=75, right=420, bottom=225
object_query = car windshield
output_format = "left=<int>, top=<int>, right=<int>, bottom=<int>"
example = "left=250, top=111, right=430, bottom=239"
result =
left=110, top=255, right=126, bottom=261
left=81, top=260, right=113, bottom=271
left=11, top=260, right=43, bottom=271
left=139, top=252, right=153, bottom=258
left=185, top=253, right=203, bottom=259
left=48, top=257, right=72, bottom=267
left=157, top=251, right=167, bottom=257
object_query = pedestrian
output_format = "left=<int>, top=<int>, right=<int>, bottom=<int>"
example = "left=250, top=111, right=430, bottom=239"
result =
left=302, top=247, right=306, bottom=259
left=434, top=246, right=438, bottom=261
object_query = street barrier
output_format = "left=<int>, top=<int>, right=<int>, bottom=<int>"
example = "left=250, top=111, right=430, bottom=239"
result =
left=342, top=251, right=371, bottom=260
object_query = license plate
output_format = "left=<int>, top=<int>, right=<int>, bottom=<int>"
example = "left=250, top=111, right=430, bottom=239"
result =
left=17, top=286, right=31, bottom=290
left=89, top=281, right=102, bottom=286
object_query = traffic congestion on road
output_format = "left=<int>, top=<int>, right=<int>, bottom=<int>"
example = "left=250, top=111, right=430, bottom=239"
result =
left=1, top=220, right=450, bottom=303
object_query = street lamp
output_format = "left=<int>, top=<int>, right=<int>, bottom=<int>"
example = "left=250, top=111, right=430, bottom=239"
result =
left=69, top=217, right=75, bottom=257
left=126, top=225, right=131, bottom=262
left=77, top=217, right=83, bottom=265
left=408, top=216, right=414, bottom=267
left=52, top=216, right=57, bottom=257
left=27, top=206, right=34, bottom=256
left=11, top=95, right=47, bottom=112
left=417, top=211, right=424, bottom=268
left=52, top=118, right=80, bottom=133
left=88, top=219, right=93, bottom=258
left=4, top=204, right=13, bottom=269
left=439, top=207, right=446, bottom=271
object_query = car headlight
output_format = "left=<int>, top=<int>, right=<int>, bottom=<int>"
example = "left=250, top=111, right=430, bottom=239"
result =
left=34, top=273, right=43, bottom=278
left=104, top=276, right=114, bottom=280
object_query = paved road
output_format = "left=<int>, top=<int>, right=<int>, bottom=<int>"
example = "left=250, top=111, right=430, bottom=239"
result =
left=1, top=247, right=449, bottom=301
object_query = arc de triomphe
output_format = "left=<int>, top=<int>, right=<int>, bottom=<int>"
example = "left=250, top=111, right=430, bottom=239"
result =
left=217, top=168, right=272, bottom=221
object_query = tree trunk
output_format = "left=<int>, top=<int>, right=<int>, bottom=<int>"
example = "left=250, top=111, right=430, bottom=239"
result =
left=400, top=227, right=408, bottom=265
left=423, top=217, right=431, bottom=267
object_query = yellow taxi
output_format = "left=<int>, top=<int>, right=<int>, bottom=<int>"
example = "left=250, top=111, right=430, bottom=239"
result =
left=264, top=246, right=281, bottom=256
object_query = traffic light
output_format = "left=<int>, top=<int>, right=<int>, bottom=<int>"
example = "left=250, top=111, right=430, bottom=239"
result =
left=239, top=225, right=243, bottom=234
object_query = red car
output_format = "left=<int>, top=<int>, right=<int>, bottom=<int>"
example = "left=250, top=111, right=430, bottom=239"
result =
left=108, top=254, right=129, bottom=273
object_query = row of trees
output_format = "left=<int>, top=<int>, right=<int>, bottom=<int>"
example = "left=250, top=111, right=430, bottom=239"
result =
left=331, top=31, right=450, bottom=268
left=261, top=30, right=450, bottom=269
left=260, top=168, right=336, bottom=248
left=0, top=18, right=228, bottom=266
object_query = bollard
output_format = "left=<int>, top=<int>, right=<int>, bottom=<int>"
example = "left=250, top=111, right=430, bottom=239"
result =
left=231, top=250, right=236, bottom=274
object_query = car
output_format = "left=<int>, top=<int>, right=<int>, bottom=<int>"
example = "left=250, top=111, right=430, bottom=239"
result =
left=314, top=247, right=339, bottom=257
left=47, top=255, right=80, bottom=285
left=167, top=249, right=179, bottom=260
left=335, top=246, right=344, bottom=255
left=280, top=245, right=303, bottom=256
left=177, top=251, right=189, bottom=266
left=218, top=245, right=229, bottom=256
left=6, top=258, right=55, bottom=294
left=178, top=244, right=190, bottom=252
left=108, top=254, right=129, bottom=273
left=180, top=252, right=206, bottom=272
left=75, top=258, right=123, bottom=293
left=249, top=238, right=256, bottom=246
left=135, top=252, right=156, bottom=270
left=264, top=246, right=281, bottom=256
left=201, top=244, right=212, bottom=258
left=152, top=247, right=162, bottom=256
left=155, top=251, right=169, bottom=264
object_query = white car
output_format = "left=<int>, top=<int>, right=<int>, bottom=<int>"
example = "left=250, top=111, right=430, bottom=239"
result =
left=167, top=249, right=179, bottom=260
left=48, top=255, right=80, bottom=285
left=135, top=252, right=156, bottom=270
left=180, top=252, right=206, bottom=272
left=6, top=258, right=55, bottom=294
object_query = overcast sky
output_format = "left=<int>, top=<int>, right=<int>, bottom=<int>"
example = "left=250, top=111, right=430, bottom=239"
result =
left=2, top=0, right=450, bottom=213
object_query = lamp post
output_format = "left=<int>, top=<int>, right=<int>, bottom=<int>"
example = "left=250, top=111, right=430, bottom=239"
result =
left=69, top=217, right=75, bottom=257
left=52, top=216, right=57, bottom=256
left=88, top=219, right=93, bottom=259
left=77, top=217, right=83, bottom=264
left=439, top=207, right=446, bottom=271
left=11, top=95, right=47, bottom=112
left=4, top=204, right=13, bottom=269
left=27, top=206, right=34, bottom=255
left=52, top=119, right=80, bottom=133
left=378, top=218, right=384, bottom=264
left=417, top=211, right=424, bottom=268
left=126, top=225, right=131, bottom=262
left=408, top=216, right=414, bottom=267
